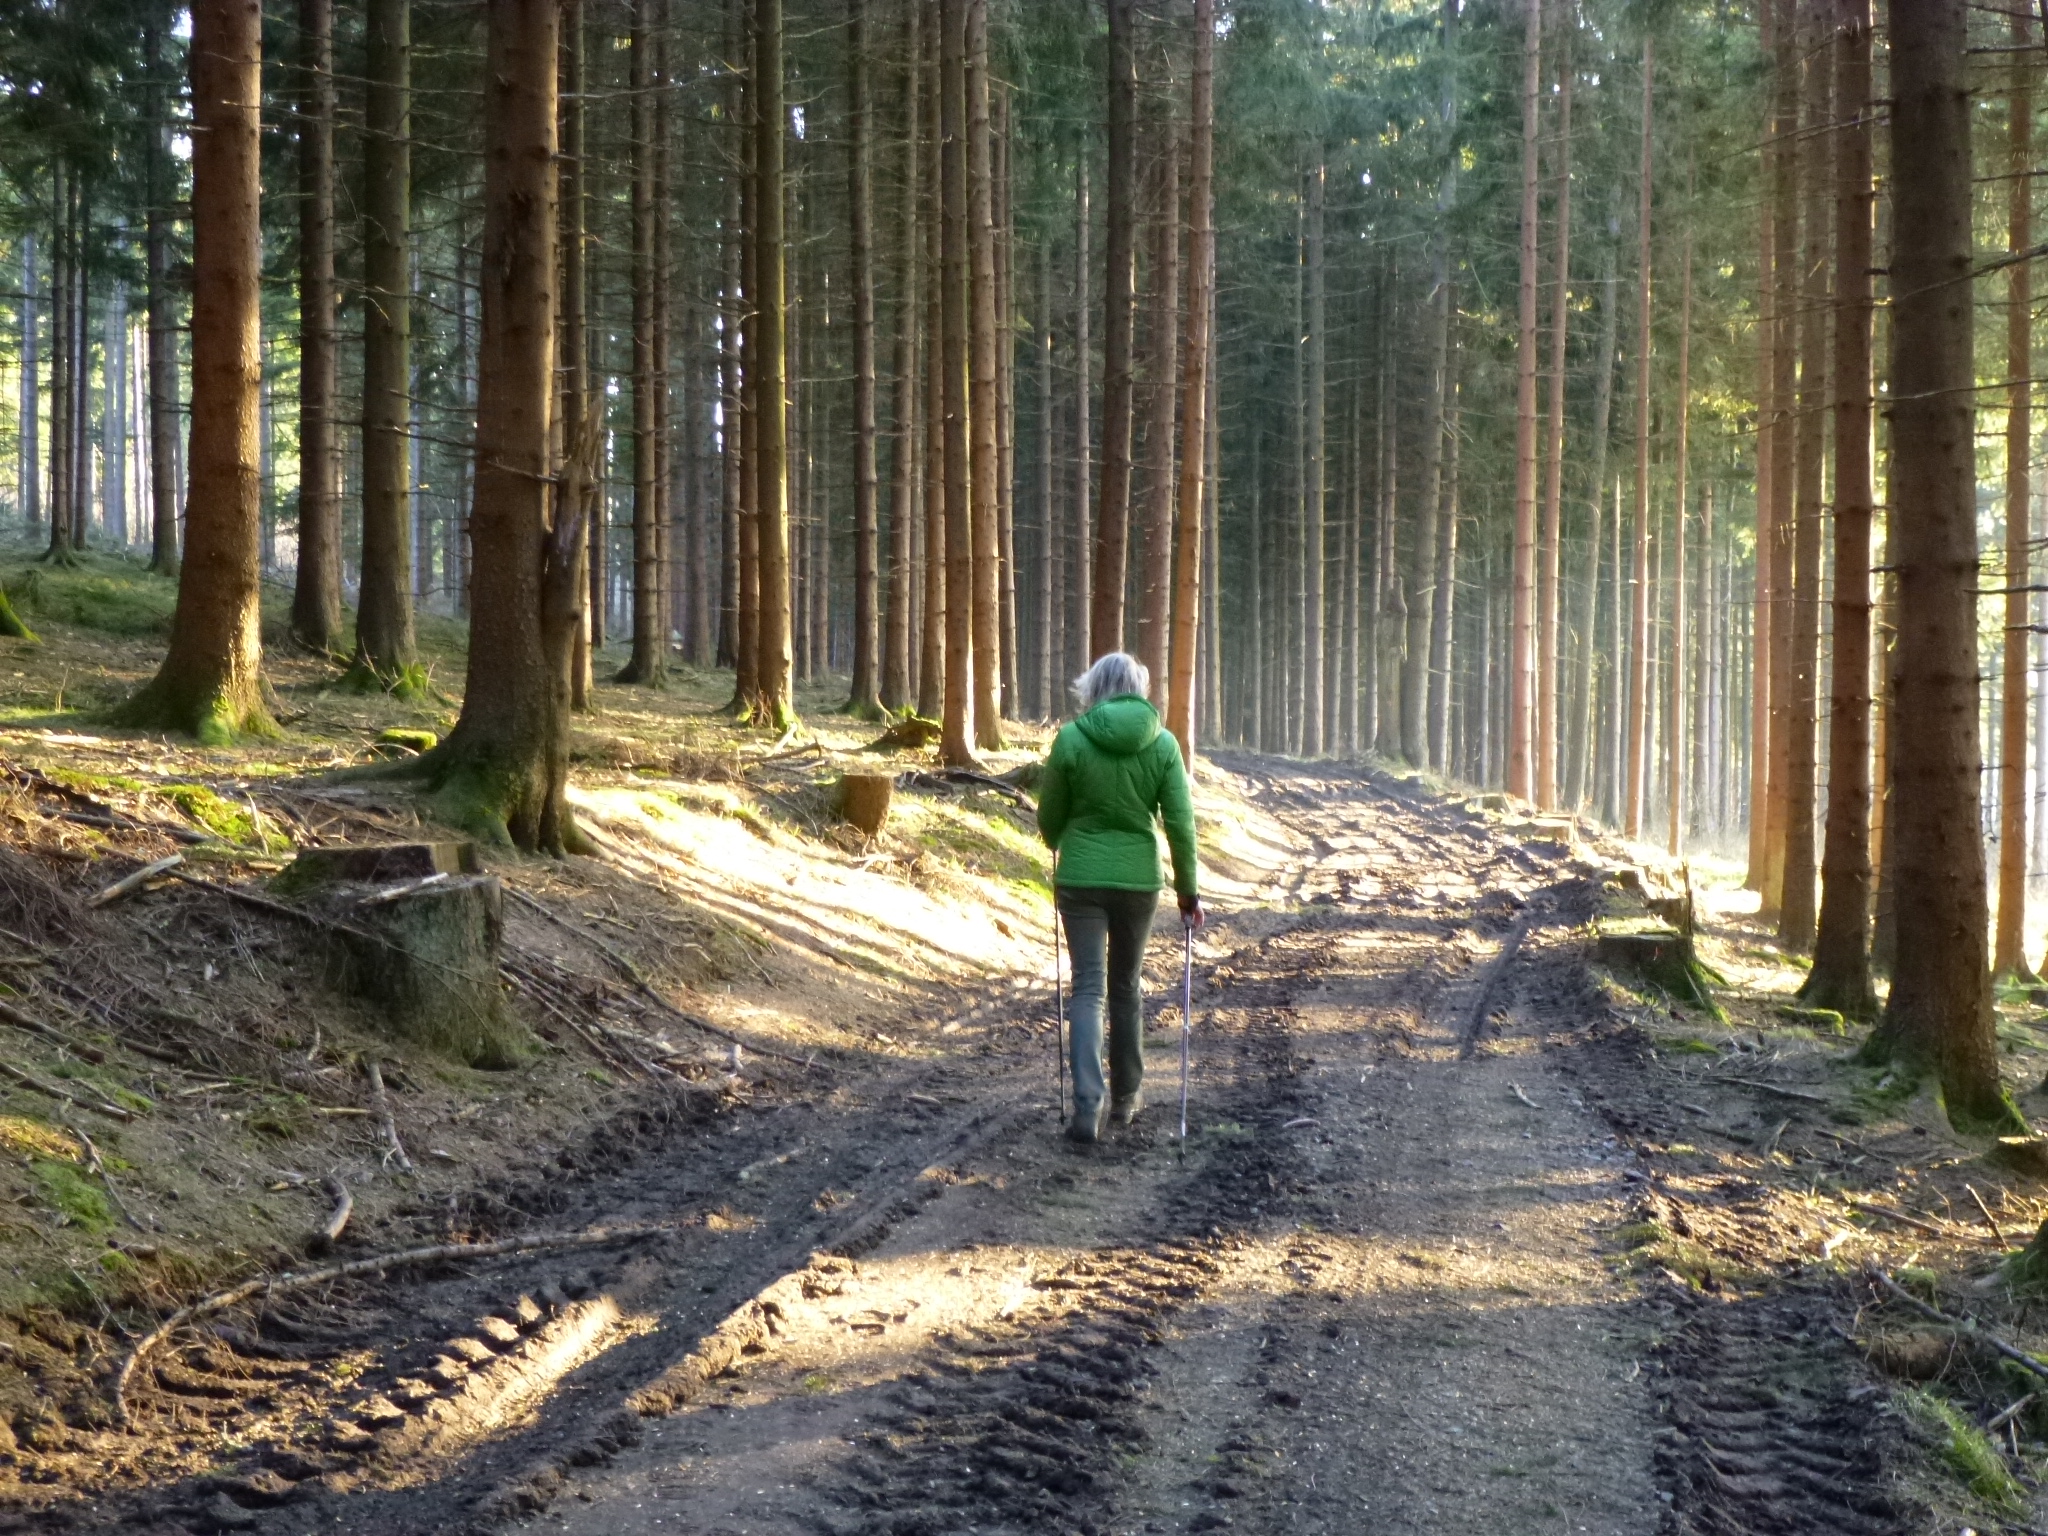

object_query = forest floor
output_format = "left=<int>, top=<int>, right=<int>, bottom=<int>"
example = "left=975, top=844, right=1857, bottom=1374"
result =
left=1, top=544, right=2048, bottom=1533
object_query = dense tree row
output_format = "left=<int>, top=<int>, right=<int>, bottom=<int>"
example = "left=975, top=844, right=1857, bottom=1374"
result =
left=0, top=0, right=2038, bottom=1118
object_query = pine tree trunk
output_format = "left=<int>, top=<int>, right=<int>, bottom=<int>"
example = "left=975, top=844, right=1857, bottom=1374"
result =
left=1867, top=0, right=2007, bottom=1128
left=1092, top=0, right=1137, bottom=659
left=967, top=0, right=1003, bottom=750
left=1762, top=0, right=1798, bottom=916
left=290, top=0, right=340, bottom=651
left=1566, top=253, right=1617, bottom=810
left=118, top=0, right=271, bottom=741
left=1748, top=0, right=1778, bottom=890
left=995, top=87, right=1018, bottom=719
left=918, top=3, right=946, bottom=721
left=1806, top=0, right=1877, bottom=1014
left=1780, top=0, right=1829, bottom=950
left=1429, top=334, right=1461, bottom=769
left=419, top=0, right=580, bottom=852
left=1303, top=160, right=1327, bottom=754
left=619, top=0, right=666, bottom=687
left=846, top=0, right=882, bottom=716
left=143, top=20, right=178, bottom=575
left=752, top=0, right=794, bottom=727
left=718, top=29, right=742, bottom=672
left=939, top=0, right=974, bottom=761
left=1069, top=155, right=1093, bottom=693
left=354, top=0, right=417, bottom=687
left=561, top=0, right=596, bottom=708
left=1136, top=127, right=1183, bottom=702
left=18, top=232, right=37, bottom=537
left=1537, top=15, right=1573, bottom=806
left=1624, top=38, right=1653, bottom=839
left=46, top=174, right=72, bottom=562
left=1508, top=0, right=1541, bottom=797
left=883, top=17, right=921, bottom=713
left=1667, top=207, right=1692, bottom=856
left=1036, top=245, right=1056, bottom=720
left=1167, top=0, right=1215, bottom=764
left=1996, top=11, right=2035, bottom=978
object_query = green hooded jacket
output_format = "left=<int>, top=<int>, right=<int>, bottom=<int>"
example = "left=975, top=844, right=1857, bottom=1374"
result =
left=1037, top=694, right=1198, bottom=897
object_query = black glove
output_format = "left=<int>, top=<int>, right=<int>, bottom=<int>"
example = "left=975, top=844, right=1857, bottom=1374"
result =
left=1178, top=893, right=1205, bottom=931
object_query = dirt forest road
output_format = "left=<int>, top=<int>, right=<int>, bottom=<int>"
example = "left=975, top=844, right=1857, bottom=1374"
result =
left=59, top=759, right=1899, bottom=1536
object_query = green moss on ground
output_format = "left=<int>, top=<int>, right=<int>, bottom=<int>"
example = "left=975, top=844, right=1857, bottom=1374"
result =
left=1899, top=1387, right=2025, bottom=1512
left=30, top=1161, right=111, bottom=1235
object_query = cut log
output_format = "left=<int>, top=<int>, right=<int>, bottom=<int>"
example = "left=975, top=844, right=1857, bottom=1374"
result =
left=837, top=773, right=894, bottom=836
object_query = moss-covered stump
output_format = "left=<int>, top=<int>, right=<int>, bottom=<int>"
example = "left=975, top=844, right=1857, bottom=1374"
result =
left=327, top=874, right=531, bottom=1069
left=1594, top=919, right=1721, bottom=1015
left=0, top=590, right=38, bottom=642
left=864, top=713, right=941, bottom=752
left=837, top=773, right=894, bottom=836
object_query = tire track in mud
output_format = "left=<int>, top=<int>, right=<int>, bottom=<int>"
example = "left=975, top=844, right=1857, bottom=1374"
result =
left=1649, top=1284, right=1904, bottom=1536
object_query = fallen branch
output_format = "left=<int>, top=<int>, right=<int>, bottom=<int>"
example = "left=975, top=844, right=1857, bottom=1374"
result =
left=1845, top=1197, right=1948, bottom=1237
left=0, top=1059, right=133, bottom=1121
left=113, top=1219, right=683, bottom=1424
left=310, top=1174, right=351, bottom=1251
left=1969, top=1183, right=2011, bottom=1247
left=1718, top=1075, right=1828, bottom=1104
left=364, top=1061, right=414, bottom=1174
left=1866, top=1266, right=2048, bottom=1386
left=505, top=888, right=821, bottom=1070
left=87, top=854, right=184, bottom=909
left=69, top=1123, right=149, bottom=1231
left=0, top=997, right=106, bottom=1063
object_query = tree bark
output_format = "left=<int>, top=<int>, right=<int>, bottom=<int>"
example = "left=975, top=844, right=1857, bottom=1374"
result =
left=1508, top=0, right=1541, bottom=798
left=1748, top=0, right=1778, bottom=891
left=939, top=0, right=975, bottom=762
left=1537, top=9, right=1572, bottom=807
left=883, top=13, right=921, bottom=714
left=1667, top=203, right=1692, bottom=856
left=353, top=0, right=418, bottom=688
left=619, top=0, right=667, bottom=687
left=1136, top=126, right=1184, bottom=703
left=1762, top=0, right=1798, bottom=916
left=413, top=0, right=579, bottom=851
left=967, top=0, right=1003, bottom=750
left=1304, top=160, right=1328, bottom=755
left=1865, top=0, right=2008, bottom=1128
left=1805, top=0, right=1877, bottom=1015
left=18, top=231, right=37, bottom=537
left=751, top=0, right=794, bottom=728
left=118, top=0, right=271, bottom=742
left=1566, top=252, right=1617, bottom=811
left=1624, top=37, right=1652, bottom=839
left=1780, top=0, right=1829, bottom=950
left=1996, top=7, right=2035, bottom=978
left=847, top=0, right=882, bottom=716
left=1070, top=152, right=1093, bottom=692
left=1092, top=0, right=1137, bottom=660
left=290, top=0, right=340, bottom=652
left=1166, top=0, right=1215, bottom=764
left=918, top=0, right=946, bottom=721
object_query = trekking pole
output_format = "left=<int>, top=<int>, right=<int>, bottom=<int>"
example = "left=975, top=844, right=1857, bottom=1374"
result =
left=1054, top=907, right=1067, bottom=1123
left=1178, top=915, right=1194, bottom=1145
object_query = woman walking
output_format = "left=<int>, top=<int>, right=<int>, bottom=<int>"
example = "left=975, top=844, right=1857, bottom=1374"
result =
left=1038, top=653, right=1202, bottom=1143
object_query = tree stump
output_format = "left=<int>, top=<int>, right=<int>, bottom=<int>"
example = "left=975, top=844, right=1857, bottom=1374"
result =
left=1593, top=921, right=1718, bottom=1014
left=331, top=875, right=530, bottom=1069
left=281, top=844, right=529, bottom=1068
left=837, top=773, right=894, bottom=837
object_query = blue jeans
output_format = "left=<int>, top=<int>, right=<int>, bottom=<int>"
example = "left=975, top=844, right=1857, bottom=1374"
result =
left=1058, top=886, right=1160, bottom=1116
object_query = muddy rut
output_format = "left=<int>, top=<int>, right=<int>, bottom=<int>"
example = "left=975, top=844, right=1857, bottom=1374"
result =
left=18, top=761, right=1903, bottom=1536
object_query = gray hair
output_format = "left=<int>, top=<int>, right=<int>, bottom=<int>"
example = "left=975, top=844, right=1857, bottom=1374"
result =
left=1071, top=652, right=1151, bottom=711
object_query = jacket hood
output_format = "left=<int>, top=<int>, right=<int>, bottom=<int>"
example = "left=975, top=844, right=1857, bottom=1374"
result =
left=1075, top=694, right=1161, bottom=756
